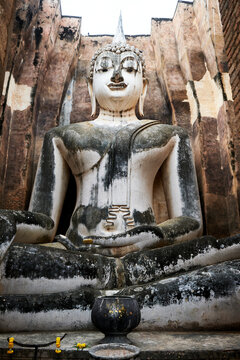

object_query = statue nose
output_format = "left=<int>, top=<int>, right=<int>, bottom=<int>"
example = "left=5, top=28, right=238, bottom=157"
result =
left=111, top=68, right=124, bottom=83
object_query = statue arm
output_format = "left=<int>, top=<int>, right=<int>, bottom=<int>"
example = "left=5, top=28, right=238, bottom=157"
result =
left=28, top=130, right=70, bottom=241
left=160, top=131, right=203, bottom=242
left=0, top=130, right=69, bottom=262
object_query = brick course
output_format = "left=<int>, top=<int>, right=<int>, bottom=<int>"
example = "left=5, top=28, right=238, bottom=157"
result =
left=219, top=0, right=240, bottom=123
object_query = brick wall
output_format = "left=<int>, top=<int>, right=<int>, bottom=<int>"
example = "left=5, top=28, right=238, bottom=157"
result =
left=219, top=0, right=240, bottom=122
left=0, top=0, right=16, bottom=110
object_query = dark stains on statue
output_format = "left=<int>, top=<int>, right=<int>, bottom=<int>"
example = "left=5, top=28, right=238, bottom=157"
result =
left=34, top=26, right=43, bottom=49
left=15, top=10, right=24, bottom=32
left=30, top=84, right=37, bottom=106
left=177, top=136, right=200, bottom=218
left=104, top=126, right=132, bottom=191
left=4, top=243, right=118, bottom=289
left=39, top=0, right=43, bottom=11
left=58, top=124, right=113, bottom=154
left=214, top=72, right=227, bottom=101
left=2, top=259, right=239, bottom=323
left=133, top=208, right=155, bottom=225
left=132, top=123, right=184, bottom=152
left=189, top=81, right=201, bottom=122
left=122, top=234, right=240, bottom=286
left=5, top=245, right=95, bottom=280
left=33, top=52, right=39, bottom=66
left=161, top=217, right=199, bottom=240
left=229, top=140, right=236, bottom=172
left=59, top=26, right=77, bottom=42
left=29, top=132, right=56, bottom=217
left=120, top=260, right=240, bottom=311
left=26, top=6, right=33, bottom=27
left=68, top=205, right=108, bottom=244
left=103, top=122, right=171, bottom=191
left=0, top=287, right=100, bottom=313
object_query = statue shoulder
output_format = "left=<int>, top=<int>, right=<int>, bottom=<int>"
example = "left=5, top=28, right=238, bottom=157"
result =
left=140, top=120, right=189, bottom=141
left=43, top=122, right=101, bottom=143
left=42, top=122, right=114, bottom=153
left=45, top=122, right=90, bottom=137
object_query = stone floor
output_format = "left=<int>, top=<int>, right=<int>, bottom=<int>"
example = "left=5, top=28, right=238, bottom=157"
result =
left=0, top=331, right=240, bottom=359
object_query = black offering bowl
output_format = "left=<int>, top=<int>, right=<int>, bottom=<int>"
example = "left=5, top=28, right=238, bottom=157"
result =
left=91, top=296, right=141, bottom=344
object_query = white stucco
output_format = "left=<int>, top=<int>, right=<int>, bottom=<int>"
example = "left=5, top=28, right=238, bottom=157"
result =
left=0, top=275, right=98, bottom=295
left=185, top=66, right=233, bottom=124
left=0, top=309, right=93, bottom=332
left=2, top=71, right=10, bottom=96
left=161, top=135, right=183, bottom=218
left=139, top=290, right=240, bottom=330
left=14, top=223, right=53, bottom=244
left=6, top=74, right=32, bottom=111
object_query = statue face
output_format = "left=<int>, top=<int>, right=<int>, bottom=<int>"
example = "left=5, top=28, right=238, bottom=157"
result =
left=92, top=51, right=144, bottom=112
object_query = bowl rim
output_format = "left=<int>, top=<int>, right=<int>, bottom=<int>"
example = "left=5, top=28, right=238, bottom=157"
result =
left=88, top=343, right=140, bottom=360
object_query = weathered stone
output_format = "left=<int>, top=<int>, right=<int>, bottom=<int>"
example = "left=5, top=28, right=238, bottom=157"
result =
left=0, top=0, right=239, bottom=237
left=0, top=0, right=239, bottom=334
left=0, top=331, right=240, bottom=360
left=0, top=0, right=81, bottom=210
left=120, top=259, right=240, bottom=330
left=0, top=0, right=15, bottom=105
left=151, top=19, right=190, bottom=131
left=173, top=2, right=206, bottom=82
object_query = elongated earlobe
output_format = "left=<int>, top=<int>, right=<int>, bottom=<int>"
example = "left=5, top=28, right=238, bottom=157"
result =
left=88, top=81, right=97, bottom=117
left=138, top=79, right=148, bottom=117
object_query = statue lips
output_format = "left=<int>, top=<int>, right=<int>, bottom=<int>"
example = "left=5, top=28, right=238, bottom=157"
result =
left=107, top=82, right=127, bottom=90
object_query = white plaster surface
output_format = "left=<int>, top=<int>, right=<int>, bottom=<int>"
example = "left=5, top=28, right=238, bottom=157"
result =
left=0, top=275, right=98, bottom=295
left=161, top=135, right=183, bottom=218
left=130, top=139, right=175, bottom=213
left=6, top=75, right=32, bottom=111
left=2, top=71, right=10, bottom=96
left=0, top=309, right=93, bottom=332
left=222, top=72, right=233, bottom=101
left=50, top=139, right=70, bottom=226
left=139, top=290, right=240, bottom=330
left=14, top=223, right=53, bottom=244
left=185, top=67, right=231, bottom=123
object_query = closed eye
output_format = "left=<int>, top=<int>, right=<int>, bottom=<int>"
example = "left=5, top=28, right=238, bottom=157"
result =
left=126, top=67, right=134, bottom=73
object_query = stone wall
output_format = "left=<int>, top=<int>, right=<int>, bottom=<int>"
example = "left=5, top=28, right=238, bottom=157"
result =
left=0, top=0, right=16, bottom=107
left=218, top=0, right=240, bottom=222
left=0, top=0, right=81, bottom=209
left=219, top=0, right=240, bottom=123
left=0, top=0, right=239, bottom=238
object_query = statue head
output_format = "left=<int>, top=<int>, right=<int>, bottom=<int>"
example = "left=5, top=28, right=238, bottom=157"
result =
left=88, top=15, right=148, bottom=117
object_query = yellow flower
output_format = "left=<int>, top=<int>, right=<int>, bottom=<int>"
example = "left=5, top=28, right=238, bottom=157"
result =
left=7, top=337, right=14, bottom=354
left=55, top=337, right=61, bottom=353
left=76, top=342, right=86, bottom=350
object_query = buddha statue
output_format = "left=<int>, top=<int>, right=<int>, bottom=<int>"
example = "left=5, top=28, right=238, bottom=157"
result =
left=0, top=17, right=239, bottom=331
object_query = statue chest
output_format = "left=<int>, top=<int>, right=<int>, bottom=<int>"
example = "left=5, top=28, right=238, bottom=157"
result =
left=57, top=122, right=175, bottom=180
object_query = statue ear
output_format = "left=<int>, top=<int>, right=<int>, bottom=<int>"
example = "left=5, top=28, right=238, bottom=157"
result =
left=88, top=81, right=97, bottom=117
left=138, top=78, right=148, bottom=117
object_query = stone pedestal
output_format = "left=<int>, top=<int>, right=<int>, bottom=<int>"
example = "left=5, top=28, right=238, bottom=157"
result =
left=0, top=331, right=240, bottom=359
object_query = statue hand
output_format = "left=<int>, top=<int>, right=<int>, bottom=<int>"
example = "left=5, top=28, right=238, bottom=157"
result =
left=83, top=225, right=170, bottom=257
